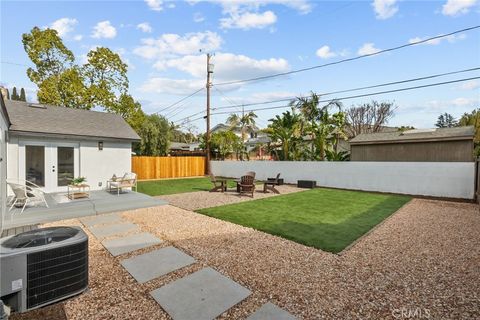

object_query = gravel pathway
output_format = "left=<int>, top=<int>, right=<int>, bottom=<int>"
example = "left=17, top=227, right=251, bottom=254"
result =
left=158, top=185, right=303, bottom=211
left=10, top=198, right=480, bottom=319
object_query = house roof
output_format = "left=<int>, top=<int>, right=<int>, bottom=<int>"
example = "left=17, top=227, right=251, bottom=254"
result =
left=5, top=100, right=140, bottom=141
left=350, top=126, right=475, bottom=145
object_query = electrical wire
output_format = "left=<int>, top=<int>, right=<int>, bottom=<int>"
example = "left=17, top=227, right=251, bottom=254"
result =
left=213, top=25, right=480, bottom=87
left=211, top=67, right=480, bottom=111
left=153, top=87, right=204, bottom=115
left=182, top=76, right=480, bottom=122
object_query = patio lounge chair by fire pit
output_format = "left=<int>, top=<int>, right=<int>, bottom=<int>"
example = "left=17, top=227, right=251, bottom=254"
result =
left=210, top=174, right=227, bottom=192
left=238, top=175, right=255, bottom=198
left=263, top=173, right=281, bottom=194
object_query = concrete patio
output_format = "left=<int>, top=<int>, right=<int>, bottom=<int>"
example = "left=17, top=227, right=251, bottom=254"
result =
left=3, top=190, right=167, bottom=230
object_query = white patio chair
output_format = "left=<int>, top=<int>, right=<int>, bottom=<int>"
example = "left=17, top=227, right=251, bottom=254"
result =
left=7, top=181, right=49, bottom=213
left=107, top=172, right=137, bottom=196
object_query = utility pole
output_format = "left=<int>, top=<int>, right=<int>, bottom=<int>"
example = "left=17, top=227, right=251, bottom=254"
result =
left=205, top=53, right=213, bottom=175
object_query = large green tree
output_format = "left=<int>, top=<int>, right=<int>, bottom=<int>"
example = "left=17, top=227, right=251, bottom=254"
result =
left=22, top=27, right=136, bottom=123
left=19, top=88, right=26, bottom=101
left=134, top=114, right=171, bottom=156
left=11, top=87, right=19, bottom=100
left=265, top=109, right=302, bottom=161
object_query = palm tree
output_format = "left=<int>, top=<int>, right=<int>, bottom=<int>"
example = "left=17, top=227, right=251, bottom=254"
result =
left=226, top=111, right=257, bottom=160
left=265, top=109, right=301, bottom=160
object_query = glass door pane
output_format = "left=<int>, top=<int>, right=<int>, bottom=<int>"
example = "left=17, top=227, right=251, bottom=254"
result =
left=25, top=146, right=45, bottom=187
left=57, top=147, right=74, bottom=186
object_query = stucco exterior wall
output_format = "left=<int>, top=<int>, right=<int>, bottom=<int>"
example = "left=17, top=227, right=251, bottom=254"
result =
left=211, top=160, right=475, bottom=199
left=6, top=135, right=132, bottom=192
left=0, top=110, right=8, bottom=232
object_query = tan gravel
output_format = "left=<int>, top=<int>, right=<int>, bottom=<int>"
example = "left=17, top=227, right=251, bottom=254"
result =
left=11, top=198, right=480, bottom=320
left=158, top=185, right=303, bottom=211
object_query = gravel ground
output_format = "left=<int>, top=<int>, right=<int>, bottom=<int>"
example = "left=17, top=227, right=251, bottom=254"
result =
left=158, top=185, right=303, bottom=211
left=10, top=198, right=480, bottom=319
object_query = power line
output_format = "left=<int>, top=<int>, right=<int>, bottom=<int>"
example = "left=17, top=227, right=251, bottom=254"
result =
left=183, top=76, right=479, bottom=122
left=212, top=67, right=480, bottom=111
left=0, top=61, right=30, bottom=67
left=153, top=87, right=204, bottom=115
left=213, top=25, right=480, bottom=87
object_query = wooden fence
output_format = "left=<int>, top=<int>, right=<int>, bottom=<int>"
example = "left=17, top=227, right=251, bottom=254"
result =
left=132, top=156, right=206, bottom=180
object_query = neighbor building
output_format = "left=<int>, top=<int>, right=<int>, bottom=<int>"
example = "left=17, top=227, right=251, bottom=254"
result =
left=350, top=127, right=475, bottom=162
left=2, top=95, right=140, bottom=193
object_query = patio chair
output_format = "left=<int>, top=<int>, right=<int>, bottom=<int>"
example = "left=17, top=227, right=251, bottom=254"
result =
left=7, top=181, right=49, bottom=213
left=238, top=175, right=255, bottom=198
left=245, top=171, right=256, bottom=179
left=263, top=173, right=281, bottom=194
left=108, top=172, right=137, bottom=196
left=210, top=174, right=227, bottom=192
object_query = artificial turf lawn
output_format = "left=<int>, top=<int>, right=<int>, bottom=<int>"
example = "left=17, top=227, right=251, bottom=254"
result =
left=137, top=177, right=239, bottom=196
left=197, top=188, right=411, bottom=253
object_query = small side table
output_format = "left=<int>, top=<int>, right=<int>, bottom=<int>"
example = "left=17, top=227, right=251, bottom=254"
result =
left=68, top=184, right=90, bottom=200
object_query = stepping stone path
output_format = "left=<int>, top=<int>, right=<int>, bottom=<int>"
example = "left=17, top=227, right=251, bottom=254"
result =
left=82, top=213, right=282, bottom=320
left=102, top=232, right=162, bottom=256
left=88, top=221, right=139, bottom=239
left=247, top=302, right=297, bottom=320
left=150, top=267, right=251, bottom=320
left=80, top=212, right=123, bottom=227
left=121, top=246, right=195, bottom=283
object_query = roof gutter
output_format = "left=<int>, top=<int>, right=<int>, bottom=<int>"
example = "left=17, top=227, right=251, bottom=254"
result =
left=350, top=135, right=474, bottom=145
left=9, top=130, right=141, bottom=142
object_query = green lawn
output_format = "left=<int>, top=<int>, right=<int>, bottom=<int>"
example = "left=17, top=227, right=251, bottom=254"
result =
left=197, top=188, right=411, bottom=253
left=137, top=177, right=238, bottom=196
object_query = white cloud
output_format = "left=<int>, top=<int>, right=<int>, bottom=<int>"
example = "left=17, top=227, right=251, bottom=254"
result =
left=194, top=12, right=205, bottom=22
left=190, top=0, right=312, bottom=14
left=73, top=34, right=83, bottom=41
left=50, top=17, right=78, bottom=37
left=145, top=0, right=163, bottom=11
left=357, top=43, right=381, bottom=55
left=140, top=78, right=205, bottom=95
left=459, top=80, right=480, bottom=90
left=153, top=52, right=289, bottom=82
left=133, top=31, right=222, bottom=59
left=91, top=21, right=117, bottom=39
left=137, top=22, right=153, bottom=33
left=220, top=10, right=277, bottom=29
left=409, top=33, right=466, bottom=45
left=315, top=45, right=336, bottom=59
left=442, top=0, right=477, bottom=16
left=452, top=97, right=477, bottom=106
left=372, top=0, right=398, bottom=19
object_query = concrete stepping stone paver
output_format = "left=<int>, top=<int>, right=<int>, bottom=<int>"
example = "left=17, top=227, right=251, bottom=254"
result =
left=102, top=232, right=162, bottom=256
left=80, top=213, right=123, bottom=227
left=88, top=222, right=139, bottom=239
left=150, top=267, right=251, bottom=320
left=121, top=246, right=195, bottom=283
left=247, top=302, right=297, bottom=320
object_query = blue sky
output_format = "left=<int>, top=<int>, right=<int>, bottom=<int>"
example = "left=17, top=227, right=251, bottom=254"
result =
left=1, top=0, right=479, bottom=132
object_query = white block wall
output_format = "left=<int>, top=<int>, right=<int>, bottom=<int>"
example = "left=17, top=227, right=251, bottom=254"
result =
left=211, top=161, right=475, bottom=199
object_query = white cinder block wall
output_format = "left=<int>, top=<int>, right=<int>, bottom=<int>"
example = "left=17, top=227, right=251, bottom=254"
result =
left=211, top=161, right=475, bottom=199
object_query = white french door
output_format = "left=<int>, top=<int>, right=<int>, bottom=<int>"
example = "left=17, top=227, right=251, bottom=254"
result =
left=19, top=141, right=79, bottom=192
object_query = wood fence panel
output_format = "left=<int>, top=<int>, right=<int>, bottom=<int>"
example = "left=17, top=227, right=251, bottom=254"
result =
left=132, top=156, right=206, bottom=180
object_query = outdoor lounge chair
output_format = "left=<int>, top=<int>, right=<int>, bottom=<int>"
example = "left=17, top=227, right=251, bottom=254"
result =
left=238, top=175, right=255, bottom=197
left=210, top=174, right=227, bottom=192
left=7, top=181, right=49, bottom=213
left=108, top=172, right=137, bottom=196
left=245, top=171, right=256, bottom=178
left=263, top=173, right=281, bottom=194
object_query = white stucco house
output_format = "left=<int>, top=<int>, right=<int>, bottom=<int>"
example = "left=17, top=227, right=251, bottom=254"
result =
left=1, top=94, right=140, bottom=195
left=0, top=93, right=11, bottom=222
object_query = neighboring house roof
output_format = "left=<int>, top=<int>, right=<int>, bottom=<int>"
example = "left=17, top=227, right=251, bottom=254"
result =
left=5, top=100, right=140, bottom=141
left=350, top=126, right=475, bottom=145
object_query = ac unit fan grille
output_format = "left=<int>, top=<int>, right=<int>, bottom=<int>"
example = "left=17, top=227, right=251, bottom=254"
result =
left=27, top=241, right=88, bottom=309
